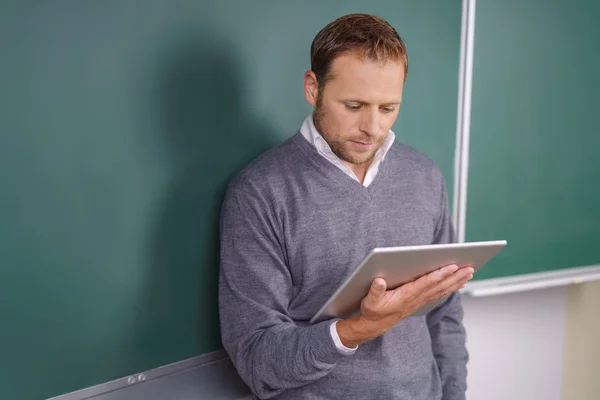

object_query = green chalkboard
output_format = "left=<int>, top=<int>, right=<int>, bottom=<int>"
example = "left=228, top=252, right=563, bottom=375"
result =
left=0, top=1, right=461, bottom=399
left=466, top=0, right=600, bottom=280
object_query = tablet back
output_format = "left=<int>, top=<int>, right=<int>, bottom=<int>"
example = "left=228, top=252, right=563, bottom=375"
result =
left=311, top=240, right=507, bottom=323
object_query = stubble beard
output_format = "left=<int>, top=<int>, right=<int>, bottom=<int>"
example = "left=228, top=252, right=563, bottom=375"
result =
left=313, top=96, right=382, bottom=166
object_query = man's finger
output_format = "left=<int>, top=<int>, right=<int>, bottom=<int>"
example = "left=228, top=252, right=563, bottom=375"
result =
left=440, top=278, right=471, bottom=299
left=414, top=264, right=459, bottom=290
left=422, top=266, right=473, bottom=299
left=367, top=278, right=387, bottom=302
left=432, top=269, right=474, bottom=299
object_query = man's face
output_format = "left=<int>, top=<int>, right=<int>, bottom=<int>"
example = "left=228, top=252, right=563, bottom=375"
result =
left=307, top=51, right=405, bottom=166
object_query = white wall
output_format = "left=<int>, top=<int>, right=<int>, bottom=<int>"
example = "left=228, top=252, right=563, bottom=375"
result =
left=462, top=287, right=567, bottom=400
left=561, top=281, right=600, bottom=400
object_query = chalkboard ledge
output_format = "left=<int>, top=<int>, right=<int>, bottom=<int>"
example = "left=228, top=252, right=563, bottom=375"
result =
left=48, top=350, right=252, bottom=400
left=462, top=264, right=600, bottom=297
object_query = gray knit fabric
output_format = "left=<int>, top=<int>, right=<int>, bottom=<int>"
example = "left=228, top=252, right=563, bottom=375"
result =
left=219, top=132, right=468, bottom=399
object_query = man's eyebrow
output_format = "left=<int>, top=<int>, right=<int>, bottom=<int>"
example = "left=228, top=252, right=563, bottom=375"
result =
left=342, top=99, right=401, bottom=106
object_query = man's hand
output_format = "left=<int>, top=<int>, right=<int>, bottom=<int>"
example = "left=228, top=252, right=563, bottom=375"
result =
left=336, top=264, right=473, bottom=348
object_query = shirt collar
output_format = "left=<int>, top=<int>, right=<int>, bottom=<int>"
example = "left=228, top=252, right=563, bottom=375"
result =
left=300, top=113, right=396, bottom=162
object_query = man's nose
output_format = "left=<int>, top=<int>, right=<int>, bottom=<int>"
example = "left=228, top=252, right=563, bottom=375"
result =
left=359, top=109, right=380, bottom=137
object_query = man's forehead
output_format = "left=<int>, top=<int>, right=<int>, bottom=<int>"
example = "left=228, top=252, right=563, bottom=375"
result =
left=327, top=53, right=405, bottom=85
left=325, top=54, right=404, bottom=101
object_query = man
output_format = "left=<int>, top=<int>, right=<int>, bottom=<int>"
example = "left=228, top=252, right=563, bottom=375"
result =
left=219, top=13, right=473, bottom=400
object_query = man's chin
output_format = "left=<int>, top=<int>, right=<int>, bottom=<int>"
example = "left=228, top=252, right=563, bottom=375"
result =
left=340, top=152, right=376, bottom=166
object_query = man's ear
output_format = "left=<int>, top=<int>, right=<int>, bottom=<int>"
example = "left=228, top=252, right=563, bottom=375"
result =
left=303, top=70, right=319, bottom=107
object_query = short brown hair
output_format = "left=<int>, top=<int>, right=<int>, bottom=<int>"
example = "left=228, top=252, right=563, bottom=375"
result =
left=310, top=14, right=408, bottom=85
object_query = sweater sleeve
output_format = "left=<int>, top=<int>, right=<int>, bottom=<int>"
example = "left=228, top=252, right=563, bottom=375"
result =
left=426, top=176, right=469, bottom=400
left=218, top=186, right=351, bottom=399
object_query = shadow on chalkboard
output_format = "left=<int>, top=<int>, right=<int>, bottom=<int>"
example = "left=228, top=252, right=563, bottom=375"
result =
left=130, top=32, right=278, bottom=370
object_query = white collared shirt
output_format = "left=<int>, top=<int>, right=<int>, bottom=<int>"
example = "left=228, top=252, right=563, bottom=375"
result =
left=299, top=113, right=396, bottom=187
left=299, top=113, right=396, bottom=353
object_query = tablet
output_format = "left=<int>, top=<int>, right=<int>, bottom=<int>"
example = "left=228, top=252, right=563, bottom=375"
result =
left=310, top=240, right=507, bottom=324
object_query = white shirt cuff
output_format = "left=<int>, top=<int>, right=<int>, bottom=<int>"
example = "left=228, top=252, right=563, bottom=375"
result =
left=329, top=320, right=358, bottom=353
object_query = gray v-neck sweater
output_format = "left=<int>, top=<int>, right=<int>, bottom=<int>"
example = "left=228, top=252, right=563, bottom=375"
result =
left=219, top=132, right=468, bottom=400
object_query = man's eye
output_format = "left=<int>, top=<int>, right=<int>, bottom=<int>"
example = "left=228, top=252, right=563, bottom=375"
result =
left=345, top=104, right=361, bottom=111
left=382, top=107, right=395, bottom=113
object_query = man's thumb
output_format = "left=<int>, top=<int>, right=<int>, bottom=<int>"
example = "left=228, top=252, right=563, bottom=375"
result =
left=369, top=278, right=386, bottom=299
